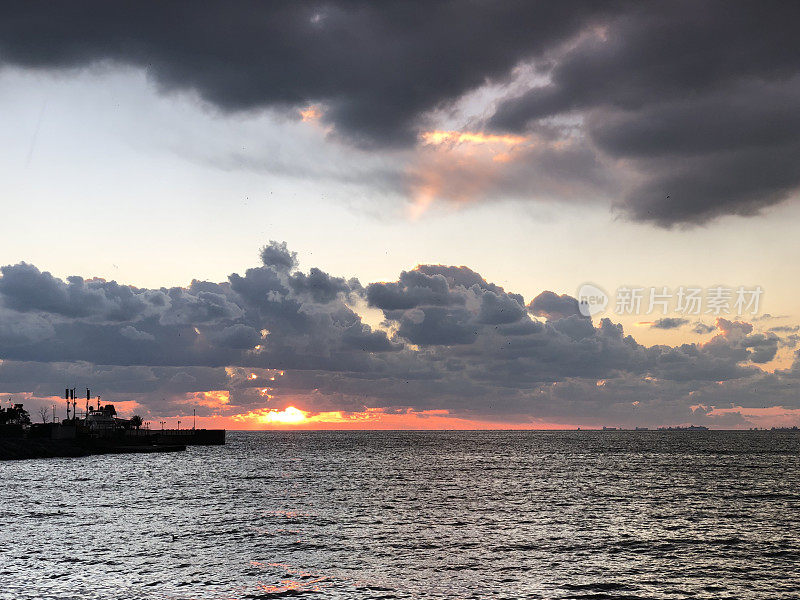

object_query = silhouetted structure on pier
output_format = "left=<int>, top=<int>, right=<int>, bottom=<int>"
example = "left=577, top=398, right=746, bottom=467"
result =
left=0, top=387, right=225, bottom=459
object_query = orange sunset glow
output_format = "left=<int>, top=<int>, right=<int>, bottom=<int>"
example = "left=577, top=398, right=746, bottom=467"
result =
left=421, top=130, right=528, bottom=147
left=299, top=105, right=322, bottom=122
left=180, top=406, right=576, bottom=431
left=408, top=129, right=530, bottom=219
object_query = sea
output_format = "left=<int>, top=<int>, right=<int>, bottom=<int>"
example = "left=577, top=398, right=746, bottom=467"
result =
left=1, top=430, right=799, bottom=599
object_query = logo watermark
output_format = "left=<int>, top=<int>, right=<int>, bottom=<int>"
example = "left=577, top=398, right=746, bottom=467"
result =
left=578, top=284, right=763, bottom=317
left=578, top=283, right=609, bottom=317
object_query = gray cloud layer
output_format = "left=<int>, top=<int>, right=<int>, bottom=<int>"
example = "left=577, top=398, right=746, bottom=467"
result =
left=1, top=242, right=798, bottom=427
left=2, top=2, right=799, bottom=224
left=489, top=2, right=800, bottom=225
left=650, top=318, right=689, bottom=330
left=0, top=1, right=605, bottom=147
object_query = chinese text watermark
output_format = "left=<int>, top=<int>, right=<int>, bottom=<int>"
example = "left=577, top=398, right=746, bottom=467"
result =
left=578, top=284, right=763, bottom=318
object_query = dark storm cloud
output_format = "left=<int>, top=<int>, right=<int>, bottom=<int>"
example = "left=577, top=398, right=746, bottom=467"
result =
left=366, top=268, right=476, bottom=311
left=0, top=360, right=231, bottom=403
left=769, top=325, right=800, bottom=333
left=367, top=265, right=527, bottom=344
left=692, top=322, right=717, bottom=335
left=650, top=318, right=689, bottom=330
left=259, top=241, right=298, bottom=272
left=740, top=333, right=779, bottom=364
left=1, top=242, right=797, bottom=425
left=289, top=268, right=350, bottom=304
left=0, top=263, right=160, bottom=320
left=477, top=291, right=526, bottom=325
left=367, top=268, right=766, bottom=392
left=2, top=2, right=798, bottom=224
left=391, top=306, right=477, bottom=347
left=0, top=0, right=608, bottom=147
left=0, top=241, right=398, bottom=370
left=528, top=291, right=586, bottom=322
left=487, top=1, right=800, bottom=225
left=698, top=318, right=779, bottom=365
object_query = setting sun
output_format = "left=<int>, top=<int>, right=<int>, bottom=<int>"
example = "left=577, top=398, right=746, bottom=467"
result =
left=255, top=406, right=307, bottom=424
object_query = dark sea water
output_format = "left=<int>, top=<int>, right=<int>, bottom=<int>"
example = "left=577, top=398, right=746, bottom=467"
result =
left=1, top=430, right=799, bottom=599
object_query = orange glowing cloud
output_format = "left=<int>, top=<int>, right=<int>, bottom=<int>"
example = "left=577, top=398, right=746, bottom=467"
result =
left=408, top=129, right=531, bottom=219
left=703, top=405, right=800, bottom=428
left=223, top=406, right=573, bottom=430
left=239, top=406, right=308, bottom=424
left=179, top=389, right=230, bottom=409
left=233, top=406, right=374, bottom=427
left=101, top=399, right=142, bottom=414
left=421, top=130, right=528, bottom=147
left=299, top=105, right=323, bottom=122
left=409, top=127, right=594, bottom=218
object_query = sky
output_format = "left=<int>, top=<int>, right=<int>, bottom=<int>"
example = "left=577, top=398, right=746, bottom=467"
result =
left=2, top=1, right=800, bottom=429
